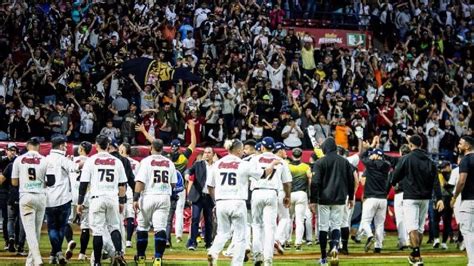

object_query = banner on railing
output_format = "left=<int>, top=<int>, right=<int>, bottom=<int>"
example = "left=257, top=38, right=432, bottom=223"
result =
left=292, top=27, right=372, bottom=49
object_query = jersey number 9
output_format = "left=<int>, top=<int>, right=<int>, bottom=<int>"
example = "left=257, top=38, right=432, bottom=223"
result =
left=220, top=172, right=237, bottom=186
left=98, top=169, right=114, bottom=182
left=28, top=168, right=36, bottom=181
left=153, top=170, right=169, bottom=183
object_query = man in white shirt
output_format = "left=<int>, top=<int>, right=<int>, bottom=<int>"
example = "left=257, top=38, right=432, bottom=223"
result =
left=133, top=139, right=177, bottom=266
left=44, top=137, right=80, bottom=264
left=207, top=139, right=280, bottom=266
left=77, top=135, right=128, bottom=266
left=11, top=138, right=49, bottom=266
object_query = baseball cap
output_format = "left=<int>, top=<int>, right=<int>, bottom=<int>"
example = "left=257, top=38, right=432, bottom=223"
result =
left=370, top=149, right=384, bottom=156
left=27, top=137, right=41, bottom=146
left=438, top=160, right=451, bottom=170
left=261, top=137, right=275, bottom=150
left=274, top=142, right=286, bottom=151
left=255, top=142, right=262, bottom=150
left=51, top=136, right=67, bottom=147
left=7, top=143, right=18, bottom=152
left=170, top=139, right=181, bottom=148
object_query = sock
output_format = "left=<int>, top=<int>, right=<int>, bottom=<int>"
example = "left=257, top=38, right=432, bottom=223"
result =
left=331, top=229, right=341, bottom=250
left=136, top=231, right=148, bottom=257
left=64, top=224, right=73, bottom=243
left=80, top=229, right=90, bottom=254
left=411, top=247, right=420, bottom=257
left=93, top=236, right=103, bottom=263
left=110, top=230, right=122, bottom=253
left=341, top=227, right=349, bottom=249
left=319, top=231, right=328, bottom=259
left=154, top=230, right=167, bottom=259
left=126, top=218, right=135, bottom=241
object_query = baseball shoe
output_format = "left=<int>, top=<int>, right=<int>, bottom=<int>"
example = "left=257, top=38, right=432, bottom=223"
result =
left=426, top=239, right=433, bottom=244
left=197, top=235, right=203, bottom=243
left=93, top=263, right=102, bottom=266
left=319, top=258, right=328, bottom=266
left=459, top=241, right=466, bottom=251
left=254, top=253, right=264, bottom=266
left=134, top=255, right=146, bottom=266
left=374, top=248, right=382, bottom=253
left=66, top=240, right=76, bottom=260
left=306, top=241, right=313, bottom=246
left=207, top=254, right=217, bottom=266
left=7, top=238, right=16, bottom=252
left=408, top=256, right=424, bottom=265
left=187, top=245, right=196, bottom=251
left=49, top=255, right=58, bottom=264
left=126, top=241, right=132, bottom=248
left=78, top=253, right=88, bottom=261
left=338, top=248, right=349, bottom=255
left=254, top=261, right=263, bottom=266
left=295, top=244, right=302, bottom=251
left=111, top=251, right=127, bottom=266
left=351, top=235, right=361, bottom=244
left=153, top=258, right=162, bottom=266
left=222, top=250, right=233, bottom=257
left=274, top=241, right=284, bottom=255
left=244, top=249, right=250, bottom=262
left=441, top=243, right=448, bottom=250
left=433, top=239, right=440, bottom=248
left=176, top=236, right=182, bottom=243
left=57, top=252, right=67, bottom=265
left=364, top=237, right=374, bottom=252
left=166, top=241, right=171, bottom=248
left=16, top=247, right=27, bottom=256
left=329, top=248, right=339, bottom=266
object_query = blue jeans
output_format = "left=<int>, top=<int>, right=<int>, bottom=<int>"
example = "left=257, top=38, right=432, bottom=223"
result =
left=46, top=202, right=71, bottom=255
left=187, top=194, right=214, bottom=248
left=7, top=204, right=25, bottom=249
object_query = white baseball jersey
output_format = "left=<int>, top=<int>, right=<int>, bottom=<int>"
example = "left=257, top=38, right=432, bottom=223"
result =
left=126, top=157, right=139, bottom=199
left=207, top=154, right=263, bottom=201
left=70, top=155, right=89, bottom=205
left=12, top=151, right=47, bottom=194
left=80, top=152, right=127, bottom=198
left=135, top=154, right=177, bottom=196
left=347, top=154, right=360, bottom=168
left=44, top=149, right=78, bottom=207
left=251, top=152, right=292, bottom=190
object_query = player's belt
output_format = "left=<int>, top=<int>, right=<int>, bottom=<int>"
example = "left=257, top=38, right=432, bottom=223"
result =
left=216, top=199, right=245, bottom=202
left=253, top=188, right=278, bottom=193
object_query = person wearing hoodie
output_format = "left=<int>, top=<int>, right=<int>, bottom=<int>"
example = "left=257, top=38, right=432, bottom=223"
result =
left=309, top=137, right=355, bottom=266
left=392, top=135, right=444, bottom=266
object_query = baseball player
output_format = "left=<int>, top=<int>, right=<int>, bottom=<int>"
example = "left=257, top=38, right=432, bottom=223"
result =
left=119, top=143, right=139, bottom=248
left=252, top=137, right=292, bottom=266
left=68, top=141, right=93, bottom=261
left=207, top=139, right=279, bottom=266
left=448, top=155, right=465, bottom=251
left=310, top=137, right=355, bottom=266
left=451, top=136, right=474, bottom=266
left=133, top=139, right=177, bottom=266
left=77, top=135, right=128, bottom=266
left=44, top=137, right=81, bottom=264
left=11, top=138, right=49, bottom=266
left=391, top=135, right=444, bottom=266
left=287, top=148, right=312, bottom=250
left=356, top=147, right=391, bottom=253
left=273, top=142, right=291, bottom=253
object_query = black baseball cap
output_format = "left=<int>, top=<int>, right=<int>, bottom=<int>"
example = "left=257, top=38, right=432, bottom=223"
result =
left=261, top=137, right=275, bottom=150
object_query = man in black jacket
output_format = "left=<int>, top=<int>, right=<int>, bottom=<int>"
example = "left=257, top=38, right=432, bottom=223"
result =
left=310, top=137, right=355, bottom=266
left=0, top=143, right=18, bottom=251
left=185, top=147, right=215, bottom=250
left=392, top=135, right=444, bottom=266
left=356, top=147, right=391, bottom=253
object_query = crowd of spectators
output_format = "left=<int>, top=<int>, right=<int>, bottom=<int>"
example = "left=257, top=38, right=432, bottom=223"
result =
left=0, top=0, right=473, bottom=162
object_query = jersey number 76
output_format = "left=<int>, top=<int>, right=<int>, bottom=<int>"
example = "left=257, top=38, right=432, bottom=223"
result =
left=220, top=172, right=236, bottom=186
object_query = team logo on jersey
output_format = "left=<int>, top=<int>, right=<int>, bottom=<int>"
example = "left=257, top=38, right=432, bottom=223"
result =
left=151, top=160, right=170, bottom=167
left=94, top=158, right=116, bottom=165
left=259, top=157, right=275, bottom=164
left=218, top=161, right=240, bottom=169
left=21, top=157, right=41, bottom=164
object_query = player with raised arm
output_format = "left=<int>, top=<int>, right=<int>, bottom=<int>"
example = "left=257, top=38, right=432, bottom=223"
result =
left=133, top=139, right=177, bottom=266
left=251, top=137, right=292, bottom=266
left=11, top=138, right=49, bottom=266
left=77, top=135, right=128, bottom=266
left=206, top=139, right=280, bottom=266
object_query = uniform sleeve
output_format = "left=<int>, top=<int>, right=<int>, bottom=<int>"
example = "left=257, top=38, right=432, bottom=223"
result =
left=169, top=162, right=177, bottom=185
left=281, top=162, right=292, bottom=184
left=243, top=160, right=264, bottom=180
left=183, top=148, right=193, bottom=159
left=12, top=159, right=20, bottom=180
left=135, top=159, right=147, bottom=184
left=63, top=157, right=78, bottom=172
left=116, top=160, right=128, bottom=184
left=80, top=159, right=92, bottom=182
left=206, top=164, right=216, bottom=188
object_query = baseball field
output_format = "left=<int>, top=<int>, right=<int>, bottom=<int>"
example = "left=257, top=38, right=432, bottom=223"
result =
left=0, top=228, right=468, bottom=265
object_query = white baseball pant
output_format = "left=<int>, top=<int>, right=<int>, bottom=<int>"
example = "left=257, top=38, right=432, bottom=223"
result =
left=318, top=205, right=344, bottom=232
left=89, top=196, right=121, bottom=236
left=459, top=200, right=474, bottom=266
left=208, top=200, right=247, bottom=266
left=394, top=192, right=409, bottom=246
left=137, top=195, right=170, bottom=232
left=69, top=204, right=90, bottom=229
left=304, top=207, right=314, bottom=242
left=275, top=191, right=290, bottom=245
left=341, top=197, right=354, bottom=229
left=20, top=193, right=46, bottom=266
left=174, top=190, right=185, bottom=238
left=226, top=208, right=252, bottom=255
left=290, top=191, right=308, bottom=245
left=403, top=199, right=429, bottom=234
left=358, top=198, right=387, bottom=248
left=252, top=189, right=278, bottom=264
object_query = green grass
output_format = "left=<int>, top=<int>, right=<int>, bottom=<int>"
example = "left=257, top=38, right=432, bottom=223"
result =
left=0, top=227, right=468, bottom=265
